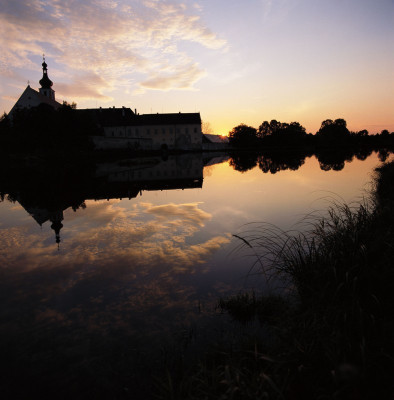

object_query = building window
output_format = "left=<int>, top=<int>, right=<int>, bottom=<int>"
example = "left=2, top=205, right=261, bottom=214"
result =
left=185, top=127, right=189, bottom=134
left=162, top=128, right=166, bottom=134
left=155, top=129, right=158, bottom=134
left=194, top=127, right=197, bottom=133
left=169, top=128, right=173, bottom=134
left=147, top=128, right=150, bottom=134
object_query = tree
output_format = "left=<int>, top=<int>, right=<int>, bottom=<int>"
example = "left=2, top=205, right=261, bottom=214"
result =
left=257, top=120, right=307, bottom=145
left=0, top=112, right=11, bottom=134
left=257, top=121, right=270, bottom=139
left=201, top=121, right=213, bottom=135
left=62, top=101, right=77, bottom=109
left=228, top=124, right=258, bottom=147
left=316, top=118, right=350, bottom=143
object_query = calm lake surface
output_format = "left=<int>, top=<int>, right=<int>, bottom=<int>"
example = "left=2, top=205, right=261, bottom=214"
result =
left=0, top=151, right=389, bottom=398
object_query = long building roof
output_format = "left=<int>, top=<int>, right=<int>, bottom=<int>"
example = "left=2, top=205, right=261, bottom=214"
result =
left=138, top=113, right=201, bottom=125
left=76, top=108, right=201, bottom=127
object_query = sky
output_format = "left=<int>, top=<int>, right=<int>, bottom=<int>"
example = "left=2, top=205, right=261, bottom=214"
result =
left=0, top=0, right=393, bottom=135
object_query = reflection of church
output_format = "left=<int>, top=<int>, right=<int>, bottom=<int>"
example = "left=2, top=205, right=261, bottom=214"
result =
left=3, top=154, right=227, bottom=245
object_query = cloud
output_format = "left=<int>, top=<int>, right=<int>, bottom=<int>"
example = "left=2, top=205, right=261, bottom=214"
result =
left=139, top=62, right=206, bottom=91
left=55, top=73, right=114, bottom=101
left=0, top=0, right=226, bottom=99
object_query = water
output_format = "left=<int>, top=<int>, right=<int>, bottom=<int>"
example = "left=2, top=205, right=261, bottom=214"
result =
left=0, top=151, right=387, bottom=398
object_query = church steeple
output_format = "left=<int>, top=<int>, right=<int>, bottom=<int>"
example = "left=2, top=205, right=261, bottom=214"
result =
left=39, top=55, right=56, bottom=100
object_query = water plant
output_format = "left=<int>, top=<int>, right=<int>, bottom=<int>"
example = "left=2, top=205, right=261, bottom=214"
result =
left=157, top=161, right=394, bottom=399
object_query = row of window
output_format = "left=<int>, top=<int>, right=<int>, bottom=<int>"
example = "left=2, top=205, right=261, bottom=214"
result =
left=114, top=169, right=201, bottom=179
left=108, top=126, right=200, bottom=137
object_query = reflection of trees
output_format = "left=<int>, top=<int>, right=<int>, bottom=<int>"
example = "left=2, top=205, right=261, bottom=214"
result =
left=258, top=153, right=306, bottom=174
left=355, top=148, right=373, bottom=161
left=378, top=149, right=390, bottom=162
left=316, top=148, right=355, bottom=171
left=228, top=152, right=259, bottom=172
left=228, top=151, right=311, bottom=175
left=229, top=148, right=392, bottom=175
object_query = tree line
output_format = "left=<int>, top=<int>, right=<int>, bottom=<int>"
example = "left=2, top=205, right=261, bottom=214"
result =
left=0, top=102, right=98, bottom=155
left=228, top=118, right=394, bottom=148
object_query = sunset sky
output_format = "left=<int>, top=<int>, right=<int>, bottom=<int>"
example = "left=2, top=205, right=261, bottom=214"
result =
left=0, top=0, right=393, bottom=135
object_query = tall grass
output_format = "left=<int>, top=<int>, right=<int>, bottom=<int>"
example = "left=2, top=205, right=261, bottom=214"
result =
left=157, top=161, right=394, bottom=399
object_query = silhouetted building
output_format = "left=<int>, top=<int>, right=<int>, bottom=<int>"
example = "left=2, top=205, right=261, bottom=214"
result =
left=86, top=108, right=202, bottom=151
left=9, top=57, right=61, bottom=118
left=8, top=58, right=202, bottom=151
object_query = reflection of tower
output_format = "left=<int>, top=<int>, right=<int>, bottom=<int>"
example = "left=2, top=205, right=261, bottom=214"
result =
left=49, top=210, right=64, bottom=248
left=39, top=56, right=56, bottom=100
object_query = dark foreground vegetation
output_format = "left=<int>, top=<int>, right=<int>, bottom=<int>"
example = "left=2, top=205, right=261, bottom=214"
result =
left=0, top=102, right=96, bottom=156
left=159, top=161, right=394, bottom=399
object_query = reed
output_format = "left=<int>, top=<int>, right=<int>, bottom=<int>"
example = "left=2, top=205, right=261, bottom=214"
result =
left=157, top=161, right=394, bottom=399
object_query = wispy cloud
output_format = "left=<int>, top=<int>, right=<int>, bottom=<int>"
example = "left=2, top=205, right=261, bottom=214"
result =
left=0, top=0, right=226, bottom=100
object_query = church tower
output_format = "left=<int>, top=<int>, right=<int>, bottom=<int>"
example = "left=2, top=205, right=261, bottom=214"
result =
left=39, top=56, right=56, bottom=101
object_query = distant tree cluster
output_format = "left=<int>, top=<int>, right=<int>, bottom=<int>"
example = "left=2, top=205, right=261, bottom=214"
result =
left=228, top=120, right=310, bottom=148
left=228, top=118, right=394, bottom=149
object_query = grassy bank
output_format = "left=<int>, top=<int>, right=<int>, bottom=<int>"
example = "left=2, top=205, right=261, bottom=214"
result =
left=158, top=161, right=394, bottom=399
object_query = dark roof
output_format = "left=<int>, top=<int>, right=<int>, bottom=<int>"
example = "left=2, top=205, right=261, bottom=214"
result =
left=138, top=113, right=201, bottom=125
left=76, top=107, right=136, bottom=127
left=203, top=134, right=229, bottom=143
left=76, top=109, right=201, bottom=127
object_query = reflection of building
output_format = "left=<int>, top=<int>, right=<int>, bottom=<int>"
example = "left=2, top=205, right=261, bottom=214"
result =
left=15, top=197, right=66, bottom=247
left=8, top=154, right=208, bottom=245
left=9, top=57, right=61, bottom=118
left=96, top=154, right=203, bottom=183
left=91, top=155, right=203, bottom=200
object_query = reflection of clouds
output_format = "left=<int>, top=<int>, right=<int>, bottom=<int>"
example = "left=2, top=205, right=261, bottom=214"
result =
left=0, top=199, right=231, bottom=350
left=0, top=200, right=230, bottom=272
left=144, top=202, right=211, bottom=226
left=62, top=201, right=230, bottom=270
left=65, top=199, right=131, bottom=227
